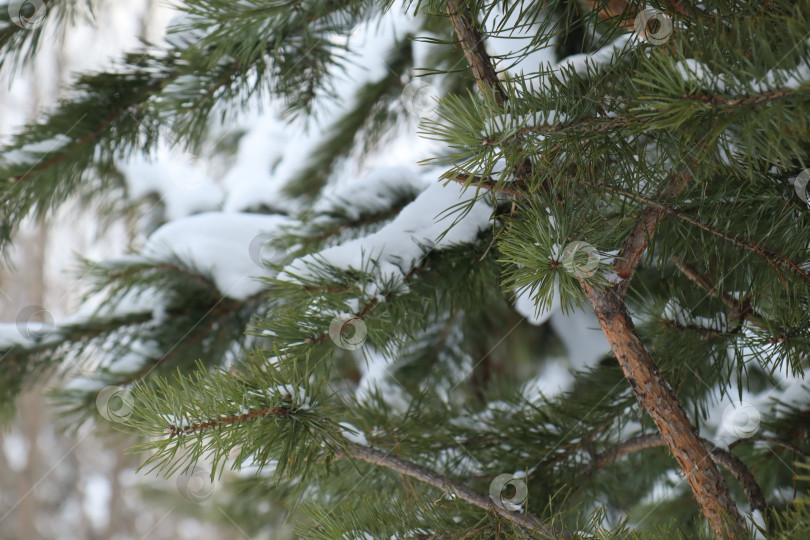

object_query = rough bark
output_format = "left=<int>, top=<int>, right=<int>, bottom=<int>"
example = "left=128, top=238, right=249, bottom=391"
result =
left=583, top=285, right=745, bottom=537
left=585, top=172, right=746, bottom=537
left=445, top=1, right=507, bottom=107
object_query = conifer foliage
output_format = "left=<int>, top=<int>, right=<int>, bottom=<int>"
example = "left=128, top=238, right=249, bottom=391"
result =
left=1, top=0, right=810, bottom=538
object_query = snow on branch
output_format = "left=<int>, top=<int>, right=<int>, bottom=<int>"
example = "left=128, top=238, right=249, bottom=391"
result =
left=280, top=172, right=492, bottom=293
left=140, top=211, right=293, bottom=300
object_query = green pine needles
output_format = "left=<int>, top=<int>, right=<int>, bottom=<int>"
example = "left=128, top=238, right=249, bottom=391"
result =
left=2, top=0, right=810, bottom=538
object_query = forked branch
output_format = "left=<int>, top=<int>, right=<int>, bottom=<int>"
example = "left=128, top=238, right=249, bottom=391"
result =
left=444, top=4, right=746, bottom=535
left=588, top=434, right=767, bottom=514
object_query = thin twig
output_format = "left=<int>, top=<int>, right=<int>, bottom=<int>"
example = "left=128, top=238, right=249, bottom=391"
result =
left=729, top=437, right=810, bottom=459
left=446, top=173, right=810, bottom=284
left=588, top=434, right=767, bottom=514
left=164, top=403, right=293, bottom=437
left=345, top=443, right=567, bottom=539
left=659, top=320, right=739, bottom=338
left=396, top=534, right=455, bottom=540
left=612, top=170, right=692, bottom=296
left=671, top=255, right=769, bottom=331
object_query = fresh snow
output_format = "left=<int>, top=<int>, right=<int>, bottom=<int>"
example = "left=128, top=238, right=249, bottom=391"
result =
left=120, top=150, right=223, bottom=221
left=220, top=119, right=295, bottom=213
left=0, top=322, right=37, bottom=348
left=3, top=134, right=73, bottom=165
left=486, top=2, right=634, bottom=95
left=312, top=166, right=429, bottom=219
left=339, top=422, right=368, bottom=446
left=674, top=55, right=810, bottom=95
left=143, top=211, right=293, bottom=299
left=271, top=384, right=312, bottom=409
left=1, top=428, right=29, bottom=472
left=482, top=110, right=568, bottom=139
left=520, top=303, right=611, bottom=403
left=281, top=179, right=492, bottom=292
left=64, top=377, right=108, bottom=392
left=558, top=34, right=634, bottom=77
left=549, top=308, right=611, bottom=371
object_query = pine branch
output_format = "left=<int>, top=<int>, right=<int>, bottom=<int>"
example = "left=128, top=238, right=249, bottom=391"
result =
left=605, top=185, right=810, bottom=285
left=302, top=254, right=434, bottom=345
left=703, top=439, right=768, bottom=516
left=729, top=437, right=810, bottom=459
left=297, top=203, right=408, bottom=248
left=442, top=1, right=546, bottom=185
left=342, top=443, right=567, bottom=539
left=611, top=170, right=692, bottom=296
left=592, top=433, right=663, bottom=469
left=671, top=256, right=769, bottom=331
left=445, top=1, right=507, bottom=108
left=588, top=433, right=767, bottom=515
left=448, top=173, right=810, bottom=284
left=443, top=8, right=747, bottom=535
left=164, top=404, right=292, bottom=437
left=583, top=284, right=746, bottom=536
left=0, top=0, right=93, bottom=72
left=581, top=159, right=746, bottom=536
left=107, top=261, right=218, bottom=291
left=487, top=87, right=805, bottom=148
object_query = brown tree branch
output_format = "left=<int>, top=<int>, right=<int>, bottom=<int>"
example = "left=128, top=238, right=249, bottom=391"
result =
left=445, top=1, right=507, bottom=108
left=729, top=437, right=810, bottom=459
left=162, top=407, right=566, bottom=536
left=344, top=443, right=567, bottom=539
left=704, top=440, right=768, bottom=516
left=671, top=255, right=769, bottom=330
left=447, top=173, right=810, bottom=284
left=583, top=284, right=745, bottom=536
left=592, top=433, right=662, bottom=469
left=578, top=153, right=744, bottom=539
left=612, top=171, right=692, bottom=296
left=450, top=140, right=747, bottom=538
left=588, top=434, right=767, bottom=514
left=448, top=167, right=810, bottom=536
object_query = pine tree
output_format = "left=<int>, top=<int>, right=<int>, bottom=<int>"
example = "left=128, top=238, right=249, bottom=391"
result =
left=1, top=0, right=810, bottom=538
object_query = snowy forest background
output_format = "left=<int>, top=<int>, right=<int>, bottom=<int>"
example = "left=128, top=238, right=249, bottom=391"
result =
left=0, top=0, right=808, bottom=538
left=0, top=2, right=273, bottom=537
